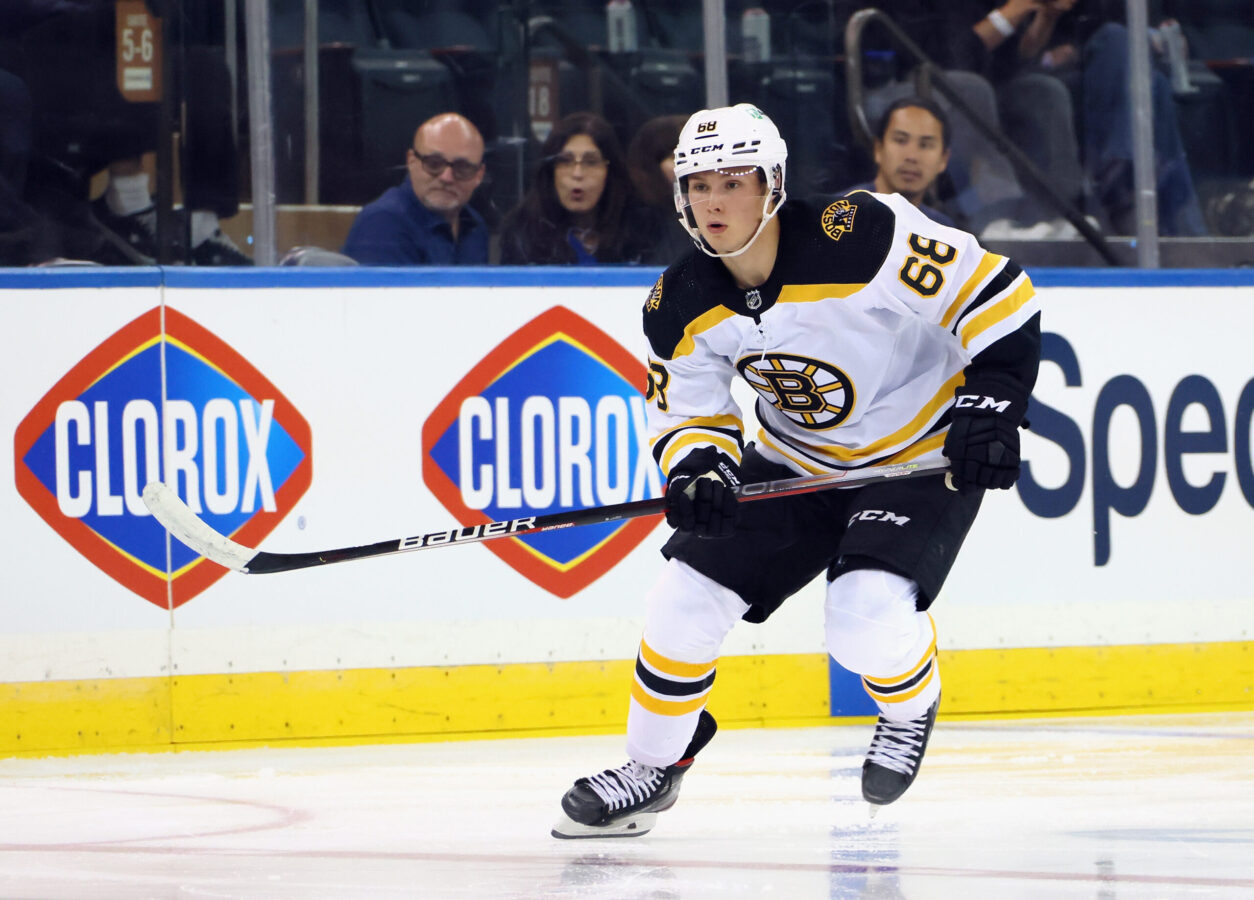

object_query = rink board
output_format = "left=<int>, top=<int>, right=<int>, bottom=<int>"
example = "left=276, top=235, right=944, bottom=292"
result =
left=2, top=267, right=1252, bottom=754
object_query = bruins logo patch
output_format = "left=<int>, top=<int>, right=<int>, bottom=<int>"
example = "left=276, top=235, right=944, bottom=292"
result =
left=645, top=275, right=663, bottom=312
left=737, top=353, right=854, bottom=430
left=821, top=199, right=857, bottom=242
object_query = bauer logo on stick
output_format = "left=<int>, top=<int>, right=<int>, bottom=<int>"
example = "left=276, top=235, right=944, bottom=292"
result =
left=14, top=307, right=312, bottom=608
left=421, top=306, right=665, bottom=598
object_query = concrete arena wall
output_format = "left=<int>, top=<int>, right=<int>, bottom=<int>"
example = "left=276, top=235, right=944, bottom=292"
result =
left=1, top=266, right=1251, bottom=757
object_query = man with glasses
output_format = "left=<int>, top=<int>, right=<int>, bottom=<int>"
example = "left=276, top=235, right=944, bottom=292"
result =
left=343, top=112, right=489, bottom=265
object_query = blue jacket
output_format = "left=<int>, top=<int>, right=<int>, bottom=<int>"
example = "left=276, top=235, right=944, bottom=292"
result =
left=343, top=176, right=489, bottom=266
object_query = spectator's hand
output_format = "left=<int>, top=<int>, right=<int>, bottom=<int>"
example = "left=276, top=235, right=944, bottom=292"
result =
left=1003, top=0, right=1046, bottom=21
left=1041, top=42, right=1080, bottom=68
left=664, top=447, right=742, bottom=538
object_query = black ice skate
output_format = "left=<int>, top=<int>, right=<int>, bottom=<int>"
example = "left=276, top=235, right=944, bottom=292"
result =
left=861, top=698, right=939, bottom=809
left=551, top=709, right=718, bottom=839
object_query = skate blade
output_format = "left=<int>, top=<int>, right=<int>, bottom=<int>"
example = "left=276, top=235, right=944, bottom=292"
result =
left=550, top=811, right=658, bottom=840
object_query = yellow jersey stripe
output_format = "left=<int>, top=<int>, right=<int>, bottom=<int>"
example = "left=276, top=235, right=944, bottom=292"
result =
left=807, top=372, right=964, bottom=463
left=942, top=252, right=1004, bottom=330
left=960, top=278, right=1034, bottom=349
left=755, top=429, right=829, bottom=474
left=660, top=432, right=743, bottom=473
left=776, top=283, right=867, bottom=304
left=650, top=414, right=745, bottom=449
left=882, top=432, right=947, bottom=464
left=672, top=306, right=738, bottom=359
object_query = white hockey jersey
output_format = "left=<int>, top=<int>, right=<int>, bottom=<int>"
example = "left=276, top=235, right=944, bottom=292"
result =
left=642, top=191, right=1041, bottom=477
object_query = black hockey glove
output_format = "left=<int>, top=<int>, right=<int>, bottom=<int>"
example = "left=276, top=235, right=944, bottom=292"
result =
left=664, top=447, right=742, bottom=539
left=943, top=376, right=1028, bottom=492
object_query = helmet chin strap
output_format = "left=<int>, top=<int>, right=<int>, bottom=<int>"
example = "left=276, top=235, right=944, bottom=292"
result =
left=695, top=193, right=780, bottom=259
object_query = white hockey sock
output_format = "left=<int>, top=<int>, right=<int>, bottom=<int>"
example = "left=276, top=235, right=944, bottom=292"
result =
left=861, top=612, right=940, bottom=722
left=105, top=173, right=152, bottom=217
left=626, top=561, right=748, bottom=767
left=826, top=569, right=940, bottom=722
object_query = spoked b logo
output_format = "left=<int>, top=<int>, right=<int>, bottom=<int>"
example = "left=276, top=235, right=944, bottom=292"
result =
left=737, top=353, right=854, bottom=430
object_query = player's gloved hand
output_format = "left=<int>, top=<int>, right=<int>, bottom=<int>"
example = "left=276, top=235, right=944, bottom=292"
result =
left=664, top=447, right=742, bottom=538
left=943, top=376, right=1028, bottom=492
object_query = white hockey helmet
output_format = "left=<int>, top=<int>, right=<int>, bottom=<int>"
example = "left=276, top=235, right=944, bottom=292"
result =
left=672, top=103, right=788, bottom=258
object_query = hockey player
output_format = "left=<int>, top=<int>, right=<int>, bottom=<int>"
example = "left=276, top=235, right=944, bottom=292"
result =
left=551, top=104, right=1040, bottom=839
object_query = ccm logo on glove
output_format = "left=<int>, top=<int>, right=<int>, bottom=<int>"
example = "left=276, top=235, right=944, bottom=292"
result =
left=954, top=394, right=1012, bottom=412
left=943, top=379, right=1028, bottom=493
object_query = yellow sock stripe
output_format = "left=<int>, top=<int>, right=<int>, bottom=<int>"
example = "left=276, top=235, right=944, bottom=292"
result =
left=862, top=614, right=937, bottom=689
left=862, top=661, right=937, bottom=704
left=639, top=639, right=717, bottom=680
left=630, top=680, right=712, bottom=716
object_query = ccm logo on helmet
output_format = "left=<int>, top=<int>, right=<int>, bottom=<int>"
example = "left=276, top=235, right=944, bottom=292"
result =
left=692, top=143, right=724, bottom=153
left=955, top=394, right=1012, bottom=412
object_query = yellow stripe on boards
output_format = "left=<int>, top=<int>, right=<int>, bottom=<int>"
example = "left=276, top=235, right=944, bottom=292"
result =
left=1, top=675, right=172, bottom=753
left=939, top=642, right=1254, bottom=715
left=1, top=642, right=1249, bottom=757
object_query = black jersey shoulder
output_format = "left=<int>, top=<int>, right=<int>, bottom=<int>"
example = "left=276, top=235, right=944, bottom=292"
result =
left=778, top=193, right=897, bottom=286
left=641, top=248, right=737, bottom=361
left=640, top=193, right=899, bottom=359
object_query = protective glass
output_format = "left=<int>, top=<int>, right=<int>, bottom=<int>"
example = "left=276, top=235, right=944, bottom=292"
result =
left=411, top=149, right=482, bottom=181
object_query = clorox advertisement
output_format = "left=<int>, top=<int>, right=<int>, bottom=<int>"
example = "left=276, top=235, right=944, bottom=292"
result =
left=422, top=306, right=663, bottom=597
left=3, top=275, right=1252, bottom=703
left=13, top=306, right=312, bottom=608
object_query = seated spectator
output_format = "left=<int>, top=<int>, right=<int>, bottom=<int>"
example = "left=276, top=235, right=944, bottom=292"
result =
left=862, top=1, right=1085, bottom=238
left=92, top=150, right=251, bottom=266
left=1013, top=3, right=1208, bottom=235
left=625, top=113, right=693, bottom=265
left=343, top=112, right=489, bottom=265
left=4, top=0, right=251, bottom=265
left=500, top=112, right=652, bottom=265
left=841, top=96, right=957, bottom=228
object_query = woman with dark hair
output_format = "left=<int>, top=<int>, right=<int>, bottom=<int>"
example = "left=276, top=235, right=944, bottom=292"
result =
left=626, top=114, right=694, bottom=265
left=500, top=112, right=651, bottom=264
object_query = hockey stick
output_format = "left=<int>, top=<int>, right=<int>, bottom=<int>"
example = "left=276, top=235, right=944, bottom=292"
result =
left=142, top=458, right=949, bottom=575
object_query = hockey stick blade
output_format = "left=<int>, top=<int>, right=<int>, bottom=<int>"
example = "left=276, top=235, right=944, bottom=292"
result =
left=142, top=458, right=949, bottom=575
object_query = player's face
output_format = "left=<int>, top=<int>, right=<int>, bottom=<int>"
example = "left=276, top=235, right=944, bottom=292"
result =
left=408, top=122, right=485, bottom=216
left=683, top=167, right=767, bottom=254
left=554, top=134, right=608, bottom=216
left=873, top=106, right=950, bottom=204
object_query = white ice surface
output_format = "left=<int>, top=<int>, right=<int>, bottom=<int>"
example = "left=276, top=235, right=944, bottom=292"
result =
left=1, top=712, right=1252, bottom=899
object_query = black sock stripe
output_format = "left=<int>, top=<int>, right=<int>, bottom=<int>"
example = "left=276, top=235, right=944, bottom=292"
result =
left=862, top=658, right=933, bottom=696
left=635, top=657, right=717, bottom=697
